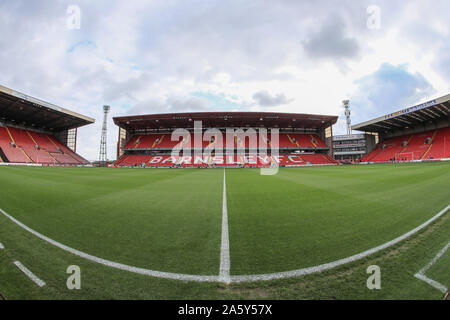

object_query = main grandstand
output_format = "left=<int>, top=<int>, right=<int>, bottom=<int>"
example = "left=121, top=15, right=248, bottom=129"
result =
left=0, top=85, right=94, bottom=165
left=353, top=94, right=450, bottom=162
left=113, top=112, right=338, bottom=167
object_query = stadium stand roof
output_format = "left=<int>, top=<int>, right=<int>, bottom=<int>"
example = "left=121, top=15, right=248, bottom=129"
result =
left=0, top=84, right=95, bottom=132
left=352, top=94, right=450, bottom=133
left=113, top=112, right=338, bottom=131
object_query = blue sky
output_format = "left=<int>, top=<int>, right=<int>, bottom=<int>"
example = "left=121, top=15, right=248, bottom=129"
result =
left=0, top=0, right=449, bottom=160
left=351, top=63, right=436, bottom=122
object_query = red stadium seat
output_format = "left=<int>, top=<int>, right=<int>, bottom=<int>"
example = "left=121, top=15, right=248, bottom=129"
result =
left=114, top=153, right=337, bottom=167
left=0, top=126, right=89, bottom=165
left=115, top=129, right=335, bottom=167
left=361, top=127, right=450, bottom=162
left=123, top=132, right=329, bottom=150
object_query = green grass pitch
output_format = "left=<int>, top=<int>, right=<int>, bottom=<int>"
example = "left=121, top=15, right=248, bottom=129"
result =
left=426, top=249, right=450, bottom=289
left=0, top=162, right=449, bottom=299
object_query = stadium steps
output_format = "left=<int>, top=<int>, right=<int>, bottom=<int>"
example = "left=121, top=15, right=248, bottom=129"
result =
left=423, top=127, right=450, bottom=159
left=322, top=153, right=338, bottom=164
left=0, top=127, right=30, bottom=163
left=299, top=153, right=336, bottom=165
left=5, top=127, right=15, bottom=143
left=397, top=131, right=433, bottom=160
left=363, top=128, right=450, bottom=162
left=46, top=134, right=74, bottom=162
left=50, top=152, right=75, bottom=164
left=152, top=135, right=165, bottom=148
left=123, top=135, right=140, bottom=149
left=29, top=131, right=59, bottom=152
left=65, top=150, right=83, bottom=164
left=310, top=135, right=318, bottom=147
left=134, top=136, right=142, bottom=148
left=286, top=134, right=300, bottom=147
left=6, top=127, right=34, bottom=163
left=46, top=135, right=87, bottom=164
left=123, top=132, right=330, bottom=150
left=371, top=135, right=411, bottom=162
left=26, top=131, right=39, bottom=146
left=114, top=155, right=125, bottom=166
left=0, top=146, right=8, bottom=162
left=47, top=151, right=59, bottom=164
left=115, top=155, right=152, bottom=166
left=362, top=148, right=383, bottom=162
left=180, top=134, right=191, bottom=148
left=420, top=130, right=437, bottom=159
left=46, top=135, right=60, bottom=149
left=421, top=142, right=434, bottom=160
left=25, top=131, right=58, bottom=163
left=0, top=126, right=87, bottom=165
left=398, top=136, right=413, bottom=155
left=20, top=147, right=33, bottom=162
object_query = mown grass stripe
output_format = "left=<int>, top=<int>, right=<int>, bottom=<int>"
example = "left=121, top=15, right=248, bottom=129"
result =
left=1, top=203, right=448, bottom=283
left=230, top=204, right=450, bottom=282
left=0, top=208, right=220, bottom=283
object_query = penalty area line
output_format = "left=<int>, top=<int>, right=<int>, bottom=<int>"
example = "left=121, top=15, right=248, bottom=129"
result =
left=219, top=169, right=231, bottom=283
left=230, top=204, right=450, bottom=282
left=0, top=207, right=220, bottom=283
left=13, top=261, right=46, bottom=287
left=414, top=240, right=450, bottom=294
left=0, top=203, right=448, bottom=284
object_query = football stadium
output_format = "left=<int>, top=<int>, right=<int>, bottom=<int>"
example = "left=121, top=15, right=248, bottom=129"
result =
left=0, top=84, right=449, bottom=301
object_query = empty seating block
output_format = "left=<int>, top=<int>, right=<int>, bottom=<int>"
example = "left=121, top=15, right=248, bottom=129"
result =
left=361, top=127, right=450, bottom=162
left=123, top=133, right=329, bottom=150
left=0, top=127, right=32, bottom=163
left=116, top=131, right=334, bottom=167
left=0, top=126, right=88, bottom=165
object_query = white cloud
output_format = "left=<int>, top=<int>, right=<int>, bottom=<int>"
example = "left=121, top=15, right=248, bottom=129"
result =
left=252, top=91, right=293, bottom=107
left=0, top=0, right=449, bottom=160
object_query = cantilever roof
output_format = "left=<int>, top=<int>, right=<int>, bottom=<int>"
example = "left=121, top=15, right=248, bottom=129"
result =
left=352, top=94, right=450, bottom=133
left=114, top=111, right=338, bottom=131
left=0, top=84, right=95, bottom=132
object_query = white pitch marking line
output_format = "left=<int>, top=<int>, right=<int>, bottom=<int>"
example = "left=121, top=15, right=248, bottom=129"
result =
left=0, top=208, right=219, bottom=283
left=219, top=169, right=231, bottom=283
left=13, top=261, right=46, bottom=287
left=414, top=240, right=450, bottom=294
left=230, top=204, right=450, bottom=282
left=0, top=204, right=449, bottom=283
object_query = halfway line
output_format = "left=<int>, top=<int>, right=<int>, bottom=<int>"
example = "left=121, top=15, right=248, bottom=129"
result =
left=219, top=169, right=231, bottom=283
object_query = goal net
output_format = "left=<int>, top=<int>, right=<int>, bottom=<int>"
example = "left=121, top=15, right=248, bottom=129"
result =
left=394, top=152, right=415, bottom=162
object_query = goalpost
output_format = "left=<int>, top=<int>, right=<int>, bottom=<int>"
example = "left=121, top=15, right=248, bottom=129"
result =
left=394, top=152, right=415, bottom=162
